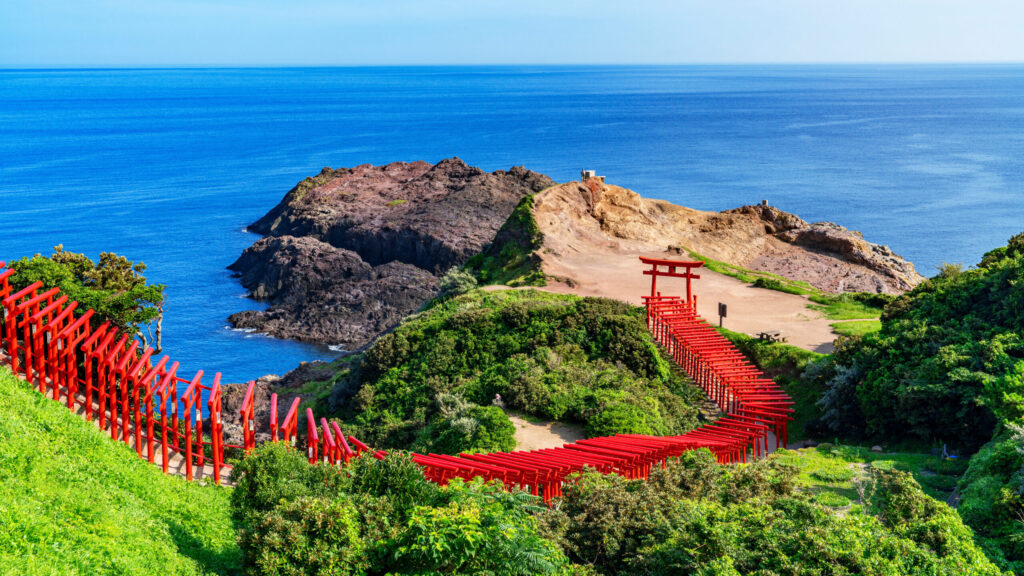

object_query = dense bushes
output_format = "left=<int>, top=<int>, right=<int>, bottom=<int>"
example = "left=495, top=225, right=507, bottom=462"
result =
left=809, top=233, right=1024, bottom=572
left=231, top=441, right=1005, bottom=576
left=544, top=452, right=1001, bottom=576
left=230, top=444, right=568, bottom=575
left=819, top=234, right=1024, bottom=448
left=956, top=424, right=1024, bottom=573
left=327, top=290, right=704, bottom=452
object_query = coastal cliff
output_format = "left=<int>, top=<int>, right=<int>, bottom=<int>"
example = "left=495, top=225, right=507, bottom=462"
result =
left=228, top=158, right=555, bottom=348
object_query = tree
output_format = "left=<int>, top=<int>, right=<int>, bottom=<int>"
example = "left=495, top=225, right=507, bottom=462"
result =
left=9, top=246, right=167, bottom=350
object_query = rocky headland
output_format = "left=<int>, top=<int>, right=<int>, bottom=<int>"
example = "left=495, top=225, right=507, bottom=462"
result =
left=532, top=179, right=924, bottom=294
left=228, top=158, right=554, bottom=349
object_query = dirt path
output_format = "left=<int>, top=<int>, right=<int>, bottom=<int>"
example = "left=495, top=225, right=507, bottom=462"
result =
left=507, top=412, right=585, bottom=451
left=536, top=248, right=838, bottom=354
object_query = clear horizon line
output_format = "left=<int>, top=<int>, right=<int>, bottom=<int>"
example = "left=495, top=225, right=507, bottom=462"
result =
left=3, top=60, right=1024, bottom=71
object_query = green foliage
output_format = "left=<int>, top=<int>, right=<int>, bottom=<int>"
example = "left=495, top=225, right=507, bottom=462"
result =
left=229, top=438, right=1006, bottom=576
left=346, top=451, right=441, bottom=519
left=415, top=393, right=516, bottom=454
left=393, top=479, right=566, bottom=575
left=635, top=493, right=1001, bottom=576
left=956, top=424, right=1024, bottom=573
left=230, top=442, right=349, bottom=523
left=9, top=246, right=165, bottom=344
left=241, top=496, right=366, bottom=576
left=465, top=194, right=547, bottom=287
left=231, top=451, right=566, bottom=576
left=819, top=233, right=1024, bottom=449
left=538, top=449, right=1001, bottom=575
left=437, top=267, right=478, bottom=300
left=546, top=452, right=799, bottom=575
left=0, top=365, right=239, bottom=575
left=329, top=289, right=703, bottom=452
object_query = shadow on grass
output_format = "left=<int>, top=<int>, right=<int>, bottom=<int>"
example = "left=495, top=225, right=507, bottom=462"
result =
left=168, top=519, right=243, bottom=576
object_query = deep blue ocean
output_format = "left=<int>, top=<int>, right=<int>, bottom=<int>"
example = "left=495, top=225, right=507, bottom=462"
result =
left=1, top=65, right=1022, bottom=383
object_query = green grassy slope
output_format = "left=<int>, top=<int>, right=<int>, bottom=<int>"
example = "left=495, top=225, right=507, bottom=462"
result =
left=0, top=365, right=240, bottom=575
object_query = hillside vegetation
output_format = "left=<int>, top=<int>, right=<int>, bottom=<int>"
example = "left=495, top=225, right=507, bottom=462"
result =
left=231, top=442, right=1006, bottom=575
left=810, top=234, right=1024, bottom=572
left=819, top=234, right=1024, bottom=447
left=0, top=366, right=239, bottom=575
left=320, top=289, right=707, bottom=454
left=464, top=193, right=547, bottom=287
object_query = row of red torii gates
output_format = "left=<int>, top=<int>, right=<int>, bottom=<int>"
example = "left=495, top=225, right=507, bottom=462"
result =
left=0, top=257, right=791, bottom=501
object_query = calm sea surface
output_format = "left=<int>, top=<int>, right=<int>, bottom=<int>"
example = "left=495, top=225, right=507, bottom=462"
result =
left=1, top=65, right=1022, bottom=382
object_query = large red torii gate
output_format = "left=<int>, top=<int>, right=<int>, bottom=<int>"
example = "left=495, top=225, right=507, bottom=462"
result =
left=639, top=256, right=704, bottom=304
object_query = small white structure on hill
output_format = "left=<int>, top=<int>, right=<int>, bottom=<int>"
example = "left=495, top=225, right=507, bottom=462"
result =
left=581, top=169, right=605, bottom=183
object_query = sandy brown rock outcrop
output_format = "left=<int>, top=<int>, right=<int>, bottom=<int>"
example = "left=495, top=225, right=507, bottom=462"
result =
left=534, top=180, right=923, bottom=294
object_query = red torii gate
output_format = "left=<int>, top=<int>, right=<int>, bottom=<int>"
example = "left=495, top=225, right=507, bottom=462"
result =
left=640, top=256, right=704, bottom=304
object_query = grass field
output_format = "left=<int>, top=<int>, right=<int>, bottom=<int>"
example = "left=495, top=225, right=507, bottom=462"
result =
left=0, top=365, right=240, bottom=575
left=773, top=444, right=968, bottom=509
left=830, top=319, right=883, bottom=337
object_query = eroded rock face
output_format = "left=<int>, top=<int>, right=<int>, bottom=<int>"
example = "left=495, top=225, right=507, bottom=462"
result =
left=534, top=181, right=924, bottom=294
left=230, top=158, right=554, bottom=347
left=730, top=205, right=925, bottom=292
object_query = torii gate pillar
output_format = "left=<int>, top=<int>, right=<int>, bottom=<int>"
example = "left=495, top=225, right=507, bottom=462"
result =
left=639, top=256, right=704, bottom=304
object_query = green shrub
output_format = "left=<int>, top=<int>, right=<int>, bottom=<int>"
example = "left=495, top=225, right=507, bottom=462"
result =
left=230, top=442, right=348, bottom=523
left=392, top=479, right=566, bottom=575
left=820, top=234, right=1024, bottom=449
left=347, top=452, right=440, bottom=520
left=437, top=267, right=478, bottom=300
left=586, top=402, right=654, bottom=436
left=325, top=290, right=702, bottom=452
left=415, top=394, right=516, bottom=455
left=240, top=496, right=367, bottom=576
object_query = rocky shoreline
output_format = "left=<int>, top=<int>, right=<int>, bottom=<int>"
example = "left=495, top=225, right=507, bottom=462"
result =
left=228, top=158, right=554, bottom=349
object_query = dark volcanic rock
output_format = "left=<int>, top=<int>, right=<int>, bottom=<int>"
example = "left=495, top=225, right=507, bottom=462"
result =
left=228, top=235, right=439, bottom=348
left=231, top=158, right=554, bottom=346
left=249, top=158, right=554, bottom=273
left=220, top=360, right=343, bottom=446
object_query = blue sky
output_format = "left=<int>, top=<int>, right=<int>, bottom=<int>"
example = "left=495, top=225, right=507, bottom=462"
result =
left=2, top=0, right=1023, bottom=67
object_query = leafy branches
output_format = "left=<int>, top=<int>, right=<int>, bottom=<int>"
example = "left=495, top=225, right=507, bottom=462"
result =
left=9, top=246, right=166, bottom=350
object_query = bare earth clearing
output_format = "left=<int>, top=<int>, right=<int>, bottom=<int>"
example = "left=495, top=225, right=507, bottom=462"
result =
left=507, top=413, right=585, bottom=451
left=540, top=252, right=838, bottom=353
